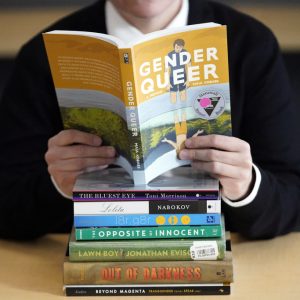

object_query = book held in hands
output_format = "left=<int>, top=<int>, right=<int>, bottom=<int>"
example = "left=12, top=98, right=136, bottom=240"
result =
left=43, top=22, right=231, bottom=185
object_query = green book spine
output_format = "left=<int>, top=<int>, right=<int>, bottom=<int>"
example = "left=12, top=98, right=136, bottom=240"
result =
left=75, top=225, right=222, bottom=241
left=69, top=223, right=225, bottom=262
left=63, top=254, right=233, bottom=285
left=69, top=239, right=225, bottom=262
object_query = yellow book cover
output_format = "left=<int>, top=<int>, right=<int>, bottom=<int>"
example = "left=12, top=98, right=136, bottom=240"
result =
left=43, top=23, right=231, bottom=185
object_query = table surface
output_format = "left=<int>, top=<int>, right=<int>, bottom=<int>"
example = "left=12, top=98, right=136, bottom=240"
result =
left=0, top=231, right=300, bottom=300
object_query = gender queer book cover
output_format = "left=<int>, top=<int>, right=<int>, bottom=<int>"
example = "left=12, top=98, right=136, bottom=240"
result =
left=43, top=23, right=231, bottom=185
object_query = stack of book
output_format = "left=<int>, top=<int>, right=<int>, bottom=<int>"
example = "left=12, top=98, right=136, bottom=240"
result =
left=43, top=21, right=235, bottom=296
left=63, top=167, right=233, bottom=296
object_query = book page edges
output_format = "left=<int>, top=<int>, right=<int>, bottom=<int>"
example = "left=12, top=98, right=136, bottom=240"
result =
left=44, top=30, right=126, bottom=48
left=44, top=23, right=221, bottom=49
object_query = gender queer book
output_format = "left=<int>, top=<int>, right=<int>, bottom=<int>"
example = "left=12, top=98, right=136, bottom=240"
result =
left=43, top=23, right=231, bottom=185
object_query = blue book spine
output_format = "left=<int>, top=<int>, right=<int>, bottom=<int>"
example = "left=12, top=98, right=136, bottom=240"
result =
left=74, top=213, right=220, bottom=227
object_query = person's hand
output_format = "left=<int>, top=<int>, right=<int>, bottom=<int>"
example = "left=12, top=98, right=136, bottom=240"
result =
left=179, top=134, right=253, bottom=200
left=45, top=129, right=117, bottom=197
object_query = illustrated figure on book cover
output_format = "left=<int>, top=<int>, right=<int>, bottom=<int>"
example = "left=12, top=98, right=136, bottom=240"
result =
left=161, top=111, right=204, bottom=157
left=167, top=38, right=190, bottom=104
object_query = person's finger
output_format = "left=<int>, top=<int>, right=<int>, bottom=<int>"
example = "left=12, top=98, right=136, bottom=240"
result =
left=48, top=129, right=102, bottom=147
left=191, top=161, right=251, bottom=181
left=48, top=157, right=116, bottom=173
left=84, top=165, right=109, bottom=173
left=185, top=134, right=251, bottom=153
left=179, top=148, right=252, bottom=168
left=46, top=145, right=116, bottom=161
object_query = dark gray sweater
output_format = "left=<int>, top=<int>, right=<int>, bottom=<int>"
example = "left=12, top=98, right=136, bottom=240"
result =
left=0, top=0, right=299, bottom=239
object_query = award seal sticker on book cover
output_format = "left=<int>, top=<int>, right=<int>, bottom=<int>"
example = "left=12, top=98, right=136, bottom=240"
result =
left=194, top=90, right=226, bottom=120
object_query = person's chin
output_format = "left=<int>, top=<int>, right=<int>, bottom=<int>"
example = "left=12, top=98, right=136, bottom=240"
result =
left=114, top=0, right=174, bottom=19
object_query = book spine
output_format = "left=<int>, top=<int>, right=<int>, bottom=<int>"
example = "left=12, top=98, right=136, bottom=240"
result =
left=64, top=259, right=233, bottom=285
left=73, top=190, right=219, bottom=201
left=69, top=238, right=225, bottom=262
left=119, top=48, right=144, bottom=174
left=75, top=225, right=222, bottom=240
left=74, top=200, right=221, bottom=215
left=74, top=213, right=220, bottom=227
left=65, top=284, right=230, bottom=296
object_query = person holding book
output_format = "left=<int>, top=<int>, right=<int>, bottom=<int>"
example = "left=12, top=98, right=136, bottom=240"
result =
left=0, top=0, right=299, bottom=239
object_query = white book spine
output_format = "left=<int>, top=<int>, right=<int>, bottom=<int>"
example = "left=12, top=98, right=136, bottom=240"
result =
left=74, top=201, right=149, bottom=215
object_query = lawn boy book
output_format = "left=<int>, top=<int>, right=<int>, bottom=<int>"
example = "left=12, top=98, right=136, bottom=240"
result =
left=43, top=23, right=231, bottom=186
left=73, top=166, right=220, bottom=201
left=64, top=283, right=230, bottom=296
left=69, top=218, right=226, bottom=262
